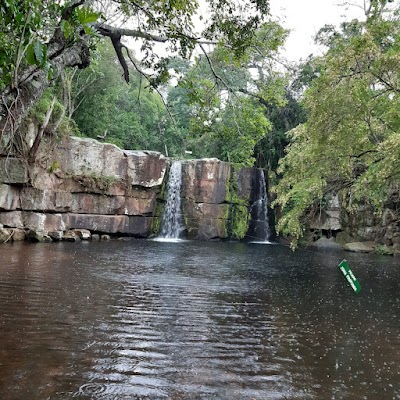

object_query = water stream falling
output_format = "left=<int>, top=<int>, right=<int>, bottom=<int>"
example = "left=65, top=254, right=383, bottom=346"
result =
left=249, top=168, right=272, bottom=242
left=159, top=161, right=185, bottom=240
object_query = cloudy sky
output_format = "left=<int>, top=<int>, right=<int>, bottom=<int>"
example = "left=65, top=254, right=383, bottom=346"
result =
left=269, top=0, right=365, bottom=61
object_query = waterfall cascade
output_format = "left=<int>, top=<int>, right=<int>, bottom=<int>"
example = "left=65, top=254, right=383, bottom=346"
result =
left=159, top=161, right=185, bottom=240
left=249, top=169, right=272, bottom=242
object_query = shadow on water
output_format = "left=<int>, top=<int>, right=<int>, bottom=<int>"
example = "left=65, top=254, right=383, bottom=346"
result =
left=0, top=240, right=399, bottom=399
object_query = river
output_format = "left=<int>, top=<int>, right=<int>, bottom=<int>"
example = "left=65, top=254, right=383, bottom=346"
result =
left=0, top=240, right=399, bottom=399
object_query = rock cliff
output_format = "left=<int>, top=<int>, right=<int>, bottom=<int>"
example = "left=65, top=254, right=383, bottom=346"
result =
left=0, top=137, right=267, bottom=242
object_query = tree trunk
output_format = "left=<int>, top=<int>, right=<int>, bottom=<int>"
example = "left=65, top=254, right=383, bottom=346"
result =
left=0, top=40, right=90, bottom=152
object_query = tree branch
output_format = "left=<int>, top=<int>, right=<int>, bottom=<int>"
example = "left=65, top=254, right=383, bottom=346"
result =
left=95, top=23, right=169, bottom=43
left=121, top=44, right=178, bottom=130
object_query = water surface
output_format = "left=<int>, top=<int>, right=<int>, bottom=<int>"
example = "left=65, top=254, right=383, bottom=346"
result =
left=0, top=240, right=399, bottom=399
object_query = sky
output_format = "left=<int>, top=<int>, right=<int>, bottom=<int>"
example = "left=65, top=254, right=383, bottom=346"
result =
left=127, top=0, right=366, bottom=66
left=269, top=0, right=365, bottom=61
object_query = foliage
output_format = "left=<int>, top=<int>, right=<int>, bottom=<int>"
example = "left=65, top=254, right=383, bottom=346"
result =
left=254, top=89, right=306, bottom=172
left=273, top=2, right=400, bottom=244
left=29, top=86, right=80, bottom=137
left=68, top=42, right=168, bottom=151
left=0, top=0, right=99, bottom=90
left=162, top=22, right=289, bottom=165
left=188, top=96, right=272, bottom=165
left=1, top=0, right=273, bottom=157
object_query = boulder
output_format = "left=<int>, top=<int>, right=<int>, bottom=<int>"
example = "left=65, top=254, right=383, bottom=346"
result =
left=48, top=231, right=64, bottom=241
left=63, top=230, right=80, bottom=242
left=125, top=150, right=167, bottom=188
left=343, top=241, right=375, bottom=253
left=26, top=230, right=53, bottom=243
left=73, top=229, right=91, bottom=240
left=311, top=236, right=342, bottom=249
left=0, top=228, right=12, bottom=243
left=11, top=228, right=26, bottom=241
left=101, top=234, right=111, bottom=241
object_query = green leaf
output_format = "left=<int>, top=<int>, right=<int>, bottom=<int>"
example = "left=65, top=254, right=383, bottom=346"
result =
left=75, top=7, right=99, bottom=25
left=26, top=43, right=36, bottom=65
left=33, top=40, right=44, bottom=64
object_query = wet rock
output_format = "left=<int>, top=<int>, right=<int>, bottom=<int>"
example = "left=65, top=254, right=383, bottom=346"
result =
left=392, top=238, right=400, bottom=255
left=127, top=216, right=153, bottom=237
left=196, top=218, right=228, bottom=240
left=91, top=234, right=100, bottom=241
left=73, top=229, right=91, bottom=240
left=63, top=230, right=80, bottom=242
left=375, top=244, right=394, bottom=256
left=26, top=230, right=53, bottom=243
left=101, top=234, right=110, bottom=241
left=343, top=241, right=375, bottom=253
left=11, top=228, right=26, bottom=241
left=310, top=210, right=341, bottom=231
left=335, top=231, right=354, bottom=245
left=0, top=228, right=12, bottom=243
left=48, top=231, right=64, bottom=241
left=311, top=236, right=343, bottom=249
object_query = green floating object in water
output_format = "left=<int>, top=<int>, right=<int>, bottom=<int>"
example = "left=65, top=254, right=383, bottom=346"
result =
left=338, top=260, right=361, bottom=294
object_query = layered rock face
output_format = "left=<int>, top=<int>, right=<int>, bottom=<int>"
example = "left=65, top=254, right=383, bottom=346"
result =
left=308, top=192, right=400, bottom=254
left=178, top=159, right=254, bottom=240
left=0, top=137, right=167, bottom=241
left=0, top=137, right=264, bottom=242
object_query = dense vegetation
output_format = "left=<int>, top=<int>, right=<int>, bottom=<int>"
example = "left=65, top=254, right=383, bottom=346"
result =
left=1, top=0, right=399, bottom=244
left=273, top=0, right=400, bottom=243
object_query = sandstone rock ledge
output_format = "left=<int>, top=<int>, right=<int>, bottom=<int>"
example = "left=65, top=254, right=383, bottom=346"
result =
left=0, top=137, right=269, bottom=242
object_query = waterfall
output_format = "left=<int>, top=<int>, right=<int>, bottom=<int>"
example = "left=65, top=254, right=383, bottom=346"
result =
left=159, top=161, right=185, bottom=240
left=249, top=169, right=272, bottom=242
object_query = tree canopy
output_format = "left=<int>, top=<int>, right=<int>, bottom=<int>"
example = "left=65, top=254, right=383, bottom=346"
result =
left=273, top=0, right=400, bottom=244
left=0, top=0, right=272, bottom=147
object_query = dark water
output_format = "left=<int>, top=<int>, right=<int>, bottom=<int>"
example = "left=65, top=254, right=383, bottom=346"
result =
left=0, top=240, right=399, bottom=400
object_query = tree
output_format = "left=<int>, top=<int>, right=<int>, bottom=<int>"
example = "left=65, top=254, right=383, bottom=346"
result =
left=273, top=0, right=400, bottom=244
left=0, top=0, right=271, bottom=154
left=161, top=21, right=289, bottom=165
left=69, top=41, right=167, bottom=151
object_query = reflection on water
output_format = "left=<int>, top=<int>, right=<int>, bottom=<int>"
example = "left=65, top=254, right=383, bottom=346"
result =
left=0, top=240, right=399, bottom=399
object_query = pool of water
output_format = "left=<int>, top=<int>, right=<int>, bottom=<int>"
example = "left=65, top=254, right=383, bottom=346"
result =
left=0, top=240, right=399, bottom=399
